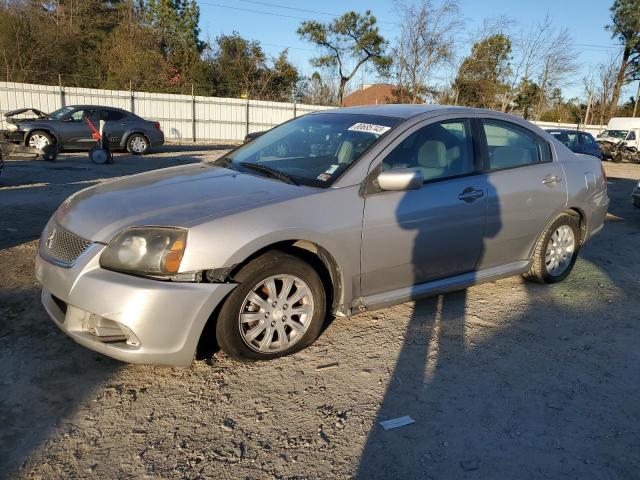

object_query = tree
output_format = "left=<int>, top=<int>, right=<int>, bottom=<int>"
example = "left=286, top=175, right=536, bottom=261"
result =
left=209, top=32, right=299, bottom=100
left=513, top=78, right=541, bottom=119
left=298, top=11, right=391, bottom=105
left=144, top=0, right=205, bottom=88
left=607, top=0, right=640, bottom=115
left=500, top=16, right=577, bottom=118
left=298, top=71, right=339, bottom=105
left=391, top=0, right=460, bottom=104
left=452, top=34, right=512, bottom=109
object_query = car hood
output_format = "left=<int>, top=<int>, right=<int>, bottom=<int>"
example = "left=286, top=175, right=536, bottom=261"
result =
left=54, top=162, right=316, bottom=242
left=597, top=136, right=622, bottom=144
left=4, top=108, right=49, bottom=122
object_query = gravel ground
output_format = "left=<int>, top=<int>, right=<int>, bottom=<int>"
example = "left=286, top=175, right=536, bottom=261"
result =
left=0, top=152, right=639, bottom=480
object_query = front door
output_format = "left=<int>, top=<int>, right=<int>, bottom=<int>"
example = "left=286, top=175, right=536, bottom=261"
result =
left=360, top=118, right=487, bottom=298
left=59, top=108, right=99, bottom=149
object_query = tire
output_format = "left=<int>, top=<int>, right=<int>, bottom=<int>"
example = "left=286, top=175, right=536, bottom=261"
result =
left=27, top=131, right=53, bottom=151
left=523, top=213, right=581, bottom=284
left=215, top=250, right=326, bottom=361
left=89, top=146, right=113, bottom=164
left=126, top=133, right=149, bottom=154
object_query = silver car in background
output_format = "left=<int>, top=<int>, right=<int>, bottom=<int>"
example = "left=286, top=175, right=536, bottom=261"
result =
left=35, top=105, right=609, bottom=366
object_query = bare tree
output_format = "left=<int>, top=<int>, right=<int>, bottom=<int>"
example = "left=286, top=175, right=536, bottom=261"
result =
left=391, top=0, right=461, bottom=103
left=500, top=16, right=578, bottom=117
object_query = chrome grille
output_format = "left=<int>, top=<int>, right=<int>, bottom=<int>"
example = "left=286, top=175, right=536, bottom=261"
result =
left=40, top=220, right=92, bottom=267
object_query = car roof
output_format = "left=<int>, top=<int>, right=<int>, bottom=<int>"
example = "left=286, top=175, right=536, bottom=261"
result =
left=315, top=104, right=493, bottom=119
left=67, top=105, right=128, bottom=112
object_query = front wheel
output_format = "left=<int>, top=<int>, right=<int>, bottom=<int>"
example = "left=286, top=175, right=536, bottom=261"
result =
left=524, top=213, right=581, bottom=284
left=27, top=131, right=53, bottom=151
left=215, top=251, right=326, bottom=361
left=126, top=134, right=149, bottom=154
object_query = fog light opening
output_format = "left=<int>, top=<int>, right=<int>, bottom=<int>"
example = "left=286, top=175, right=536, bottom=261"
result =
left=86, top=314, right=140, bottom=346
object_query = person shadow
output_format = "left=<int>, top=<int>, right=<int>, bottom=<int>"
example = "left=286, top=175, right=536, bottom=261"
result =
left=356, top=173, right=501, bottom=479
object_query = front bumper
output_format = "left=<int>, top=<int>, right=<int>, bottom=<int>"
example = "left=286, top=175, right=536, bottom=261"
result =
left=35, top=244, right=236, bottom=367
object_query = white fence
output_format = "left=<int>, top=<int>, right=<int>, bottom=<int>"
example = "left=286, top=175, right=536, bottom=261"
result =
left=0, top=81, right=331, bottom=143
left=0, top=81, right=607, bottom=143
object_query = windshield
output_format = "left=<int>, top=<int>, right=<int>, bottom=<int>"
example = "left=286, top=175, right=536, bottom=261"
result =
left=49, top=106, right=75, bottom=119
left=219, top=113, right=401, bottom=187
left=600, top=129, right=628, bottom=139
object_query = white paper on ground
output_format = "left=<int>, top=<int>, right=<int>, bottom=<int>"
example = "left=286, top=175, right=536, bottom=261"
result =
left=379, top=415, right=415, bottom=430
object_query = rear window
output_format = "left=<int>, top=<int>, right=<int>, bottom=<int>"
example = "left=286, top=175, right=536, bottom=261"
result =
left=102, top=110, right=126, bottom=121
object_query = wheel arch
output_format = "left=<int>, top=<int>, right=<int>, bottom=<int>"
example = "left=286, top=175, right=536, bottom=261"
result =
left=563, top=207, right=587, bottom=244
left=223, top=240, right=345, bottom=316
left=195, top=239, right=346, bottom=360
left=24, top=128, right=57, bottom=146
left=121, top=130, right=150, bottom=149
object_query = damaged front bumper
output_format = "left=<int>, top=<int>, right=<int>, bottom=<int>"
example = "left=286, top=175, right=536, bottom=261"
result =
left=35, top=244, right=237, bottom=367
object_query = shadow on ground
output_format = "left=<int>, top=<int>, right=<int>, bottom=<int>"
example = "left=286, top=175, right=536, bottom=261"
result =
left=356, top=171, right=639, bottom=478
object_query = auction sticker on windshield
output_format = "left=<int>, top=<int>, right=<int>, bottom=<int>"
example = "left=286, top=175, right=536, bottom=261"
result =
left=348, top=123, right=391, bottom=136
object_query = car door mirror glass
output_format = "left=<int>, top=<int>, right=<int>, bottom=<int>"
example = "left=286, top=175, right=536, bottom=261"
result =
left=377, top=168, right=424, bottom=191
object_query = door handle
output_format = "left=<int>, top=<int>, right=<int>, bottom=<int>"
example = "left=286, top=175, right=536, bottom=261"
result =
left=542, top=174, right=562, bottom=185
left=458, top=188, right=484, bottom=203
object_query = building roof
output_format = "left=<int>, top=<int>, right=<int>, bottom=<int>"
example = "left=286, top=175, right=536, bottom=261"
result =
left=342, top=84, right=397, bottom=107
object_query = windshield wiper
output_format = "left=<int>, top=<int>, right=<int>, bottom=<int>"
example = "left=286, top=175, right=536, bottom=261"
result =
left=239, top=162, right=299, bottom=186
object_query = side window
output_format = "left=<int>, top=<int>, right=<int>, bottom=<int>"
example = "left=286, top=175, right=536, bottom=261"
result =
left=483, top=120, right=549, bottom=170
left=382, top=119, right=475, bottom=182
left=103, top=110, right=125, bottom=121
left=83, top=109, right=100, bottom=127
left=579, top=132, right=596, bottom=146
left=565, top=132, right=579, bottom=147
left=627, top=131, right=637, bottom=141
left=69, top=110, right=84, bottom=122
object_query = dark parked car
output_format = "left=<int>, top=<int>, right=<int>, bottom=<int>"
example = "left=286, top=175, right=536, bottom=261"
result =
left=2, top=105, right=164, bottom=154
left=633, top=181, right=640, bottom=208
left=546, top=129, right=602, bottom=159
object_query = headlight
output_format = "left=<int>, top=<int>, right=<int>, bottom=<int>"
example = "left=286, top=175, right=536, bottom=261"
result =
left=100, top=227, right=187, bottom=277
left=5, top=123, right=18, bottom=132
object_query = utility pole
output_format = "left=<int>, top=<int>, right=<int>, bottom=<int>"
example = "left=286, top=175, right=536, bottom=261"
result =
left=58, top=74, right=65, bottom=107
left=584, top=92, right=592, bottom=126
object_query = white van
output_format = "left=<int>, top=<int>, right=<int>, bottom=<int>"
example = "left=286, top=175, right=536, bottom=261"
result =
left=598, top=117, right=640, bottom=152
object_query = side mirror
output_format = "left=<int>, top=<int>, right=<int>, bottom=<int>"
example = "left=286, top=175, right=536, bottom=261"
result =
left=377, top=168, right=424, bottom=191
left=61, top=116, right=73, bottom=122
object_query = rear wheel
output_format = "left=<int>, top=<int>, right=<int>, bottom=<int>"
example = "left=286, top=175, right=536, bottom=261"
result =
left=524, top=213, right=581, bottom=284
left=215, top=251, right=326, bottom=361
left=126, top=134, right=149, bottom=154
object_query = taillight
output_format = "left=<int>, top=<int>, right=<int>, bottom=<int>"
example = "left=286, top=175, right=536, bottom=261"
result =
left=153, top=122, right=161, bottom=131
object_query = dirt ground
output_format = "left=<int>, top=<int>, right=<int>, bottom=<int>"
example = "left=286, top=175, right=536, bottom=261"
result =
left=1, top=150, right=639, bottom=480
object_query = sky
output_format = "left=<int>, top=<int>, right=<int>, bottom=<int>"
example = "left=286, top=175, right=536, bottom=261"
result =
left=197, top=0, right=638, bottom=102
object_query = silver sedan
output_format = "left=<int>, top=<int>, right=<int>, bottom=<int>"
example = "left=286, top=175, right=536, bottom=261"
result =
left=35, top=105, right=609, bottom=365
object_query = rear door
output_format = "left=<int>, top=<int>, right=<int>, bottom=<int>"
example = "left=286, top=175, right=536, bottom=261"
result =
left=101, top=108, right=128, bottom=146
left=360, top=117, right=488, bottom=298
left=478, top=119, right=567, bottom=269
